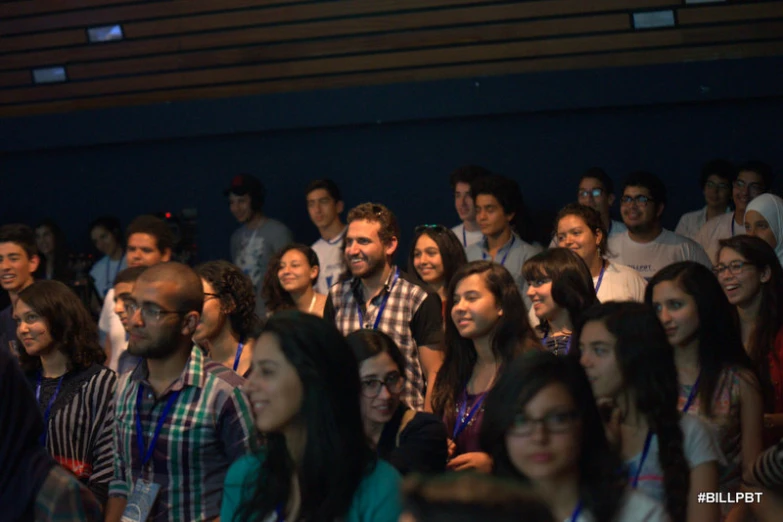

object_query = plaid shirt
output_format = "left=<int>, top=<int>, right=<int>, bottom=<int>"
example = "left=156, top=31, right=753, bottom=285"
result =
left=326, top=267, right=443, bottom=411
left=109, top=346, right=256, bottom=522
left=34, top=466, right=103, bottom=522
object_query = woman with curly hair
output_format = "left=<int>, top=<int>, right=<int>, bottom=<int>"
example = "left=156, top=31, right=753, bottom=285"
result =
left=15, top=280, right=116, bottom=507
left=262, top=243, right=327, bottom=317
left=195, top=260, right=258, bottom=377
left=574, top=301, right=721, bottom=522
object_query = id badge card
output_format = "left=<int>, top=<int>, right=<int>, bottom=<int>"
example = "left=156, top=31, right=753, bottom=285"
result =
left=121, top=479, right=161, bottom=522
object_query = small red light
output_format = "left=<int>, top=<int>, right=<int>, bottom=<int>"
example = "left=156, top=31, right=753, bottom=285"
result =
left=165, top=212, right=172, bottom=219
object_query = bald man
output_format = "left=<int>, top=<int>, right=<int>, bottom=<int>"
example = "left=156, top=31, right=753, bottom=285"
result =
left=106, top=263, right=257, bottom=522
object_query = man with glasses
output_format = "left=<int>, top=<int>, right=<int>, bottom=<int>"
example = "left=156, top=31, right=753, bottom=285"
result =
left=675, top=159, right=736, bottom=241
left=608, top=171, right=711, bottom=279
left=324, top=202, right=444, bottom=413
left=105, top=262, right=256, bottom=522
left=696, top=161, right=774, bottom=261
left=576, top=167, right=626, bottom=238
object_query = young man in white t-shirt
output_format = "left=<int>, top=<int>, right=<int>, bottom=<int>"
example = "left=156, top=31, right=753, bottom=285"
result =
left=674, top=159, right=735, bottom=241
left=577, top=167, right=627, bottom=238
left=450, top=165, right=490, bottom=250
left=608, top=171, right=711, bottom=280
left=305, top=179, right=347, bottom=294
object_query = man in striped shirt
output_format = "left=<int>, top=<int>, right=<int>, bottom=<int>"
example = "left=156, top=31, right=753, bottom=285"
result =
left=105, top=263, right=256, bottom=522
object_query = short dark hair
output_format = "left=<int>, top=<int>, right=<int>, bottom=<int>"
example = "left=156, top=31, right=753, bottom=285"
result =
left=226, top=174, right=266, bottom=212
left=699, top=159, right=737, bottom=188
left=346, top=202, right=401, bottom=245
left=579, top=167, right=614, bottom=195
left=738, top=160, right=774, bottom=190
left=126, top=215, right=175, bottom=254
left=471, top=175, right=533, bottom=239
left=345, top=329, right=406, bottom=375
left=622, top=170, right=667, bottom=207
left=196, top=260, right=257, bottom=340
left=89, top=216, right=124, bottom=246
left=0, top=224, right=38, bottom=259
left=305, top=179, right=342, bottom=203
left=113, top=266, right=147, bottom=287
left=449, top=165, right=493, bottom=190
left=554, top=203, right=608, bottom=256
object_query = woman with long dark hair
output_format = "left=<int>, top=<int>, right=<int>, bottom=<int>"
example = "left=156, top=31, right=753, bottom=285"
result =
left=432, top=260, right=539, bottom=472
left=15, top=280, right=116, bottom=506
left=88, top=216, right=126, bottom=299
left=34, top=219, right=73, bottom=284
left=523, top=248, right=599, bottom=355
left=346, top=329, right=448, bottom=475
left=408, top=224, right=467, bottom=310
left=221, top=311, right=401, bottom=522
left=553, top=203, right=646, bottom=302
left=573, top=302, right=720, bottom=522
left=646, top=262, right=764, bottom=518
left=194, top=260, right=258, bottom=377
left=716, top=235, right=783, bottom=443
left=481, top=350, right=668, bottom=522
left=262, top=244, right=327, bottom=317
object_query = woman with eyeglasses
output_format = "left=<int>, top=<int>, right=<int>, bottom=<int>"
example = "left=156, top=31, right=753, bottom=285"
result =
left=408, top=224, right=467, bottom=314
left=346, top=329, right=448, bottom=475
left=262, top=243, right=327, bottom=317
left=221, top=311, right=402, bottom=522
left=523, top=248, right=599, bottom=355
left=646, top=262, right=763, bottom=518
left=573, top=302, right=720, bottom=522
left=744, top=193, right=783, bottom=268
left=554, top=203, right=646, bottom=303
left=432, top=261, right=540, bottom=473
left=15, top=280, right=116, bottom=507
left=716, top=236, right=783, bottom=444
left=194, top=260, right=258, bottom=377
left=481, top=350, right=668, bottom=522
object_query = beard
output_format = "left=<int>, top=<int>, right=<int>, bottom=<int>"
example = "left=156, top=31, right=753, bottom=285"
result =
left=127, top=326, right=182, bottom=360
left=347, top=254, right=385, bottom=280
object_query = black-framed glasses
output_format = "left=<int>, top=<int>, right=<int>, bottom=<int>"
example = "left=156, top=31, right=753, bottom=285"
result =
left=713, top=260, right=750, bottom=277
left=124, top=301, right=187, bottom=322
left=414, top=224, right=448, bottom=233
left=509, top=410, right=580, bottom=437
left=704, top=180, right=730, bottom=191
left=360, top=372, right=404, bottom=398
left=578, top=188, right=604, bottom=199
left=733, top=179, right=765, bottom=195
left=620, top=195, right=654, bottom=207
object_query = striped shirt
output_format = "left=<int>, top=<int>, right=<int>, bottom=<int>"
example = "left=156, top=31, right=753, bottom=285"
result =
left=324, top=267, right=443, bottom=411
left=28, top=364, right=116, bottom=505
left=753, top=438, right=783, bottom=492
left=109, top=346, right=256, bottom=522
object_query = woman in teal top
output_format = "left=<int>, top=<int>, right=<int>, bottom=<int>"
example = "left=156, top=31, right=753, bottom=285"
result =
left=221, top=311, right=402, bottom=522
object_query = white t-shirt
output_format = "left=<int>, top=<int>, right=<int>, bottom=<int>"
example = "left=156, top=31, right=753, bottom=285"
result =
left=572, top=488, right=670, bottom=522
left=311, top=227, right=347, bottom=295
left=98, top=289, right=128, bottom=372
left=596, top=261, right=647, bottom=303
left=607, top=229, right=712, bottom=280
left=451, top=223, right=483, bottom=251
left=676, top=206, right=731, bottom=242
left=695, top=212, right=744, bottom=264
left=89, top=255, right=127, bottom=299
left=626, top=414, right=721, bottom=504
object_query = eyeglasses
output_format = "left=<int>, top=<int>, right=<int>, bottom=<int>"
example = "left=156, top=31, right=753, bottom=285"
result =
left=713, top=260, right=751, bottom=277
left=578, top=188, right=604, bottom=199
left=509, top=411, right=580, bottom=437
left=124, top=301, right=187, bottom=322
left=704, top=181, right=730, bottom=191
left=620, top=195, right=654, bottom=207
left=360, top=372, right=404, bottom=398
left=733, top=179, right=765, bottom=196
left=414, top=224, right=448, bottom=233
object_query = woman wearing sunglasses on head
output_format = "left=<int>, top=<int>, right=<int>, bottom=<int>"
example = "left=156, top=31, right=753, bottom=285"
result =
left=408, top=224, right=467, bottom=318
left=481, top=350, right=668, bottom=522
left=347, top=329, right=448, bottom=475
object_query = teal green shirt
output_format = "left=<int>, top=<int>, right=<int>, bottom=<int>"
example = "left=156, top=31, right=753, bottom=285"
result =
left=221, top=454, right=402, bottom=522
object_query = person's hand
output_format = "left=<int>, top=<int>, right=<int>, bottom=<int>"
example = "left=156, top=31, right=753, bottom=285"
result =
left=446, top=438, right=456, bottom=459
left=446, top=452, right=492, bottom=473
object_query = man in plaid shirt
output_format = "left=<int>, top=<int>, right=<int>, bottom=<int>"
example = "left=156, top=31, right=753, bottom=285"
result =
left=105, top=263, right=256, bottom=522
left=324, top=202, right=444, bottom=412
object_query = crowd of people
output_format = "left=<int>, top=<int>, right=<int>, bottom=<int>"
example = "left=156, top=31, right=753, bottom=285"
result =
left=1, top=160, right=783, bottom=522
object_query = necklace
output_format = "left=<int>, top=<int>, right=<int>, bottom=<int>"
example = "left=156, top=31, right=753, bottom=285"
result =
left=307, top=293, right=317, bottom=313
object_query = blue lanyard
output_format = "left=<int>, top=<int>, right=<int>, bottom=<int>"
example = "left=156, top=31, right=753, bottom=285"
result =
left=631, top=430, right=654, bottom=489
left=233, top=337, right=245, bottom=372
left=731, top=218, right=735, bottom=237
left=135, top=385, right=181, bottom=468
left=482, top=236, right=515, bottom=266
left=462, top=226, right=467, bottom=247
left=275, top=504, right=285, bottom=522
left=570, top=500, right=583, bottom=522
left=36, top=372, right=65, bottom=446
left=357, top=268, right=399, bottom=330
left=681, top=373, right=701, bottom=413
left=452, top=389, right=487, bottom=440
left=594, top=260, right=607, bottom=294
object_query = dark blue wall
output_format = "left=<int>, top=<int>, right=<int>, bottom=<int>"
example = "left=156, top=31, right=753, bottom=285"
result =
left=1, top=57, right=781, bottom=262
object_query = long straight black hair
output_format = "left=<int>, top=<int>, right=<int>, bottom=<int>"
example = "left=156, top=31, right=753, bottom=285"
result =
left=236, top=311, right=374, bottom=522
